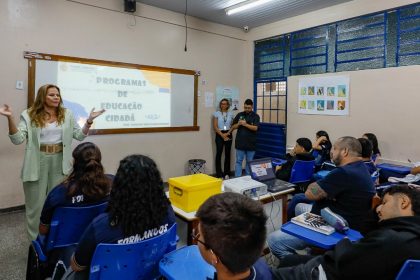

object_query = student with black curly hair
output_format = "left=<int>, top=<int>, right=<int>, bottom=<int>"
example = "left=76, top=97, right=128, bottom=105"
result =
left=63, top=154, right=175, bottom=279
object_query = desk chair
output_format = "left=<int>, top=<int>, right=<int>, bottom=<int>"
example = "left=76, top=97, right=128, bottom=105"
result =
left=27, top=202, right=108, bottom=280
left=313, top=170, right=331, bottom=181
left=89, top=223, right=178, bottom=280
left=281, top=222, right=363, bottom=250
left=290, top=160, right=315, bottom=192
left=395, top=260, right=420, bottom=280
left=159, top=245, right=216, bottom=280
left=290, top=160, right=315, bottom=184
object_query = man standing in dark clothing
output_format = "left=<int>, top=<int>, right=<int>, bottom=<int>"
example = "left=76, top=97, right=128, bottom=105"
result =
left=272, top=184, right=420, bottom=280
left=229, top=99, right=260, bottom=177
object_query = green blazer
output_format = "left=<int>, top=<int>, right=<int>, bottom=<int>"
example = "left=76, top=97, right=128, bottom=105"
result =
left=9, top=109, right=87, bottom=182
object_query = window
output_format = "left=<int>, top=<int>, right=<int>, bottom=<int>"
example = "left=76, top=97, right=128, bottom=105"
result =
left=256, top=80, right=286, bottom=125
left=397, top=4, right=420, bottom=66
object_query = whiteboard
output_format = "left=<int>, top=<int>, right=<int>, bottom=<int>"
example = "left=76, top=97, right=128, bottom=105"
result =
left=26, top=52, right=199, bottom=134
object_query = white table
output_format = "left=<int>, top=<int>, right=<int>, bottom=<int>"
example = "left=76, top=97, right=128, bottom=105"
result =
left=168, top=187, right=294, bottom=245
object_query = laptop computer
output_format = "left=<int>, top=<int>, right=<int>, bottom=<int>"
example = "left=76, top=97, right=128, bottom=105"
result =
left=248, top=158, right=295, bottom=193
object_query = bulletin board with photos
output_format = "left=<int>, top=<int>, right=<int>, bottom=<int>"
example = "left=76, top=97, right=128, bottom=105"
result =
left=298, top=76, right=349, bottom=116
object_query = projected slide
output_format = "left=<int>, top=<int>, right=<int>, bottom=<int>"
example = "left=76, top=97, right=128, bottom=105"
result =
left=56, top=62, right=171, bottom=129
left=27, top=52, right=197, bottom=134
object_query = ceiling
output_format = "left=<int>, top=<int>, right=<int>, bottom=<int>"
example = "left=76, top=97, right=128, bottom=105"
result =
left=137, top=0, right=354, bottom=29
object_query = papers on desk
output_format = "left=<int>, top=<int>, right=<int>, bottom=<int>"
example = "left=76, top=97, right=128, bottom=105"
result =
left=412, top=161, right=420, bottom=168
left=291, top=212, right=335, bottom=235
left=389, top=174, right=420, bottom=183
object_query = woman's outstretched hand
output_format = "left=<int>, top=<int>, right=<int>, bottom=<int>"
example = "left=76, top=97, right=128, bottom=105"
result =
left=0, top=104, right=12, bottom=117
left=88, top=108, right=106, bottom=122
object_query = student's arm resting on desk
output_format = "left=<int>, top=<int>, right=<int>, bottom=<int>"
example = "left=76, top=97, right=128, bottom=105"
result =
left=305, top=182, right=327, bottom=201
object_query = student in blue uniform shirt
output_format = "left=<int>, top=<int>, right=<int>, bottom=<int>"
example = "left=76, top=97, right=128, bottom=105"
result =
left=39, top=142, right=113, bottom=234
left=358, top=138, right=378, bottom=175
left=195, top=192, right=273, bottom=280
left=275, top=137, right=314, bottom=182
left=62, top=154, right=176, bottom=280
left=312, top=130, right=332, bottom=168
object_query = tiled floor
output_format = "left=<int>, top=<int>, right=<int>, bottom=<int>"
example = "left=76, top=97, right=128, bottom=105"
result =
left=0, top=210, right=28, bottom=280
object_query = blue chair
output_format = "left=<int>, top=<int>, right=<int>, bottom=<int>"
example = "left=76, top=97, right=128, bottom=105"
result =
left=281, top=222, right=363, bottom=250
left=371, top=170, right=380, bottom=184
left=377, top=163, right=411, bottom=175
left=27, top=202, right=108, bottom=279
left=89, top=223, right=178, bottom=280
left=159, top=245, right=216, bottom=280
left=313, top=170, right=331, bottom=181
left=289, top=160, right=316, bottom=184
left=395, top=260, right=420, bottom=280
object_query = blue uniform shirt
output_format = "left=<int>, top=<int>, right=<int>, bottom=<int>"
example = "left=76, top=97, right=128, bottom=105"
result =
left=211, top=258, right=272, bottom=280
left=73, top=206, right=176, bottom=268
left=313, top=161, right=375, bottom=232
left=40, top=174, right=114, bottom=226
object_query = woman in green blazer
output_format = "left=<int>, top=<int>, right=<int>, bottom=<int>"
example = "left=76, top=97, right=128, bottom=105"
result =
left=0, top=84, right=104, bottom=240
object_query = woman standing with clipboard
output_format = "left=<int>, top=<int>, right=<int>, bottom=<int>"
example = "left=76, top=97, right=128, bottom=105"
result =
left=0, top=84, right=105, bottom=240
left=213, top=99, right=233, bottom=179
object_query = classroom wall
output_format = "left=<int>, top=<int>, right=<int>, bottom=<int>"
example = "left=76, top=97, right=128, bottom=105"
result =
left=286, top=66, right=420, bottom=164
left=245, top=0, right=420, bottom=165
left=1, top=0, right=418, bottom=209
left=0, top=0, right=250, bottom=209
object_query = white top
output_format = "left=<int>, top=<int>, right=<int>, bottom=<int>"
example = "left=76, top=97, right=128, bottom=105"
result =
left=40, top=122, right=63, bottom=144
left=213, top=111, right=234, bottom=130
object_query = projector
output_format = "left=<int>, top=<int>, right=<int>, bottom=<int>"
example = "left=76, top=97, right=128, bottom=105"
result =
left=223, top=176, right=268, bottom=198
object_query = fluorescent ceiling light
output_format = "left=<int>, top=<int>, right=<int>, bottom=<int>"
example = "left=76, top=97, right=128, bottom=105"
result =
left=225, top=0, right=274, bottom=16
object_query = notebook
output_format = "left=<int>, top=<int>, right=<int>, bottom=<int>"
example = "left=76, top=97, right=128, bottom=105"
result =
left=291, top=212, right=335, bottom=235
left=248, top=158, right=295, bottom=193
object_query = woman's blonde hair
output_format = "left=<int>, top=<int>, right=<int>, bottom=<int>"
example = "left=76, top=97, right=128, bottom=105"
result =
left=28, top=84, right=65, bottom=127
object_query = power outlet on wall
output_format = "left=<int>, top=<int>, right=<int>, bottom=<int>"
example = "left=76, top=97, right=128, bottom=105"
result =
left=16, top=81, right=24, bottom=90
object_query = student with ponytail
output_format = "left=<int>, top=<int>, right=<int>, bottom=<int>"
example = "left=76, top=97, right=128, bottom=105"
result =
left=39, top=142, right=113, bottom=235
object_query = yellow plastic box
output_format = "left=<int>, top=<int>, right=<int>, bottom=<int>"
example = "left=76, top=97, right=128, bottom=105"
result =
left=168, top=174, right=222, bottom=212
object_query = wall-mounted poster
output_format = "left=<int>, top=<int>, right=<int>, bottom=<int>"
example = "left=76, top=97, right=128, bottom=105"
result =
left=298, top=76, right=350, bottom=116
left=216, top=86, right=240, bottom=111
